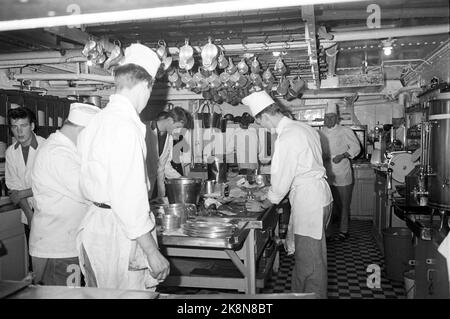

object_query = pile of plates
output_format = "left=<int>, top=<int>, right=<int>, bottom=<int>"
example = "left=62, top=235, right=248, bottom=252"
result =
left=182, top=220, right=237, bottom=238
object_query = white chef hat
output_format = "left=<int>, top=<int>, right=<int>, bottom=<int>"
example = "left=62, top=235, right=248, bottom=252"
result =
left=241, top=91, right=275, bottom=116
left=325, top=99, right=339, bottom=114
left=68, top=103, right=100, bottom=126
left=121, top=43, right=161, bottom=78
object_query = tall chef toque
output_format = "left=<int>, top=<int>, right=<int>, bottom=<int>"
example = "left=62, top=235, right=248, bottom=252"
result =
left=68, top=103, right=101, bottom=126
left=241, top=91, right=275, bottom=116
left=325, top=99, right=339, bottom=114
left=121, top=43, right=161, bottom=78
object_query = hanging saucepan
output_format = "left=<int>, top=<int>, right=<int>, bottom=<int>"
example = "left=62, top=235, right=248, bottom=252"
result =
left=262, top=67, right=275, bottom=83
left=104, top=41, right=123, bottom=70
left=276, top=76, right=289, bottom=96
left=168, top=69, right=179, bottom=84
left=219, top=71, right=230, bottom=84
left=226, top=57, right=237, bottom=74
left=179, top=39, right=194, bottom=71
left=156, top=40, right=172, bottom=71
left=180, top=70, right=192, bottom=84
left=250, top=56, right=261, bottom=74
left=274, top=57, right=287, bottom=75
left=208, top=72, right=221, bottom=89
left=201, top=37, right=219, bottom=68
left=218, top=50, right=228, bottom=69
left=250, top=73, right=263, bottom=86
left=237, top=58, right=249, bottom=74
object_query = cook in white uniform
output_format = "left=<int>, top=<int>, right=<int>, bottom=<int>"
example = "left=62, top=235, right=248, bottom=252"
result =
left=30, top=103, right=100, bottom=286
left=76, top=43, right=170, bottom=290
left=319, top=101, right=361, bottom=240
left=242, top=91, right=333, bottom=299
left=5, top=106, right=45, bottom=273
left=145, top=107, right=193, bottom=199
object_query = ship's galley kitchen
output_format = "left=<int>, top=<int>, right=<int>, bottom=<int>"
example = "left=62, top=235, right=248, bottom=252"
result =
left=0, top=0, right=449, bottom=300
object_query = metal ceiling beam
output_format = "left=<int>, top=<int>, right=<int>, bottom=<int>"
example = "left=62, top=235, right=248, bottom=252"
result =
left=44, top=26, right=91, bottom=45
left=302, top=5, right=320, bottom=89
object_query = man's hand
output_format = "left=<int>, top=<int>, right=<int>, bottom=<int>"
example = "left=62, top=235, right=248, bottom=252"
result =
left=246, top=199, right=271, bottom=212
left=147, top=250, right=170, bottom=282
left=9, top=189, right=33, bottom=205
left=332, top=152, right=349, bottom=164
left=9, top=190, right=22, bottom=205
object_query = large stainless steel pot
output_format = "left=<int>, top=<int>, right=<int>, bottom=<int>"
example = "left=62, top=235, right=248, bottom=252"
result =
left=165, top=178, right=202, bottom=204
left=428, top=94, right=450, bottom=210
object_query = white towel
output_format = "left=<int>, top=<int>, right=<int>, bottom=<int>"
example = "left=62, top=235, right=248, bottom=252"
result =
left=438, top=233, right=450, bottom=283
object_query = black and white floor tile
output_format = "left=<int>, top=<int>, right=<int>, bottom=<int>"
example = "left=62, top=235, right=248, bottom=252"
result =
left=158, top=220, right=406, bottom=299
left=261, top=220, right=406, bottom=298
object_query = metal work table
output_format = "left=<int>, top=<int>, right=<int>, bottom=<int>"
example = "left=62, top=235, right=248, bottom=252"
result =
left=158, top=204, right=279, bottom=294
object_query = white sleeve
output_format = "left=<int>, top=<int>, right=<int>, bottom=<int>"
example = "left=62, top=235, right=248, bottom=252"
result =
left=267, top=137, right=298, bottom=204
left=5, top=148, right=22, bottom=190
left=343, top=128, right=362, bottom=159
left=108, top=125, right=154, bottom=240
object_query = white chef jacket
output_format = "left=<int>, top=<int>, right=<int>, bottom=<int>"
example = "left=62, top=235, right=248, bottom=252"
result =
left=29, top=131, right=88, bottom=258
left=76, top=94, right=158, bottom=290
left=5, top=133, right=46, bottom=225
left=319, top=125, right=361, bottom=186
left=267, top=117, right=332, bottom=240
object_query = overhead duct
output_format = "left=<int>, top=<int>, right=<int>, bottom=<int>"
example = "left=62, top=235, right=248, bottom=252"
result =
left=331, top=24, right=449, bottom=42
left=14, top=73, right=114, bottom=83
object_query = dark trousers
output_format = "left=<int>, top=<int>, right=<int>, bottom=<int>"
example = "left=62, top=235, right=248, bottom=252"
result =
left=330, top=184, right=354, bottom=233
left=291, top=203, right=333, bottom=299
left=24, top=224, right=32, bottom=272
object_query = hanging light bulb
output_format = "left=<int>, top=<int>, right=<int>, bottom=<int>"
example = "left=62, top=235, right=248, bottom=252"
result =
left=382, top=39, right=395, bottom=56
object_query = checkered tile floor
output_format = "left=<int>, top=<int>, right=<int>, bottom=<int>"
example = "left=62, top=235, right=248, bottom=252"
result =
left=261, top=220, right=406, bottom=298
left=158, top=220, right=406, bottom=298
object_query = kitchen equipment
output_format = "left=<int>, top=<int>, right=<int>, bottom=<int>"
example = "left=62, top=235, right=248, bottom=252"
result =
left=165, top=178, right=202, bottom=204
left=427, top=93, right=450, bottom=210
left=207, top=155, right=227, bottom=183
left=246, top=174, right=271, bottom=187
left=80, top=95, right=101, bottom=107
left=198, top=101, right=222, bottom=129
left=182, top=220, right=237, bottom=238
left=204, top=180, right=216, bottom=194
left=387, top=152, right=417, bottom=183
left=151, top=203, right=197, bottom=227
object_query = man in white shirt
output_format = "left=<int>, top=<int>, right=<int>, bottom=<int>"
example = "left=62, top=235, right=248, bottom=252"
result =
left=5, top=106, right=46, bottom=272
left=145, top=107, right=193, bottom=199
left=242, top=90, right=333, bottom=299
left=76, top=43, right=170, bottom=290
left=30, top=103, right=100, bottom=286
left=319, top=101, right=361, bottom=241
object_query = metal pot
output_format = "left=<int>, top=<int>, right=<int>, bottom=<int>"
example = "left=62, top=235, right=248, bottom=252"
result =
left=151, top=203, right=197, bottom=227
left=165, top=178, right=202, bottom=204
left=80, top=95, right=102, bottom=107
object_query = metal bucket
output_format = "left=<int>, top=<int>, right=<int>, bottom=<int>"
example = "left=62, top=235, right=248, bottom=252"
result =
left=428, top=95, right=450, bottom=210
left=165, top=178, right=202, bottom=204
